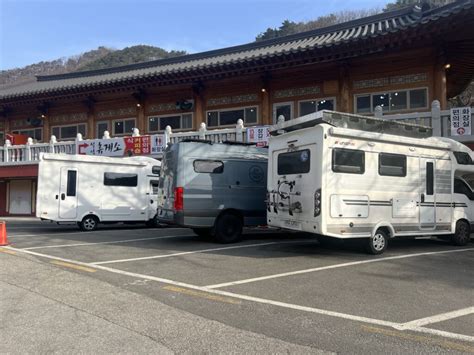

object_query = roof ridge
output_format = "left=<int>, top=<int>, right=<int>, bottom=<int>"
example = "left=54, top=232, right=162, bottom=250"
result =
left=36, top=4, right=422, bottom=82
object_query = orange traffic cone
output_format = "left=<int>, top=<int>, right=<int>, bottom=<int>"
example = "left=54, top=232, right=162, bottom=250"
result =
left=0, top=221, right=9, bottom=246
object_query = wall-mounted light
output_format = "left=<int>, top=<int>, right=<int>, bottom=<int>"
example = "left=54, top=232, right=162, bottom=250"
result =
left=444, top=63, right=451, bottom=69
left=40, top=114, right=45, bottom=118
left=136, top=103, right=141, bottom=108
left=261, top=88, right=266, bottom=93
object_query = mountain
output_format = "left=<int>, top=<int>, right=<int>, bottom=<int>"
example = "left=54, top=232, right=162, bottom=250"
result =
left=0, top=45, right=186, bottom=88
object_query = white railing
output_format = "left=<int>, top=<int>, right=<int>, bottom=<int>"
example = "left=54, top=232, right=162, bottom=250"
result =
left=0, top=119, right=249, bottom=165
left=377, top=100, right=474, bottom=143
left=1, top=103, right=472, bottom=166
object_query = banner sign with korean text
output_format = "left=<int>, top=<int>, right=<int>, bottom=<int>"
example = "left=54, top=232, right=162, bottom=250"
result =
left=451, top=107, right=471, bottom=136
left=246, top=126, right=271, bottom=147
left=77, top=138, right=126, bottom=156
left=124, top=136, right=151, bottom=155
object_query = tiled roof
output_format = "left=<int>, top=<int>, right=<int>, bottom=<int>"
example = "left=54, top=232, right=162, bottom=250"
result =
left=1, top=0, right=473, bottom=101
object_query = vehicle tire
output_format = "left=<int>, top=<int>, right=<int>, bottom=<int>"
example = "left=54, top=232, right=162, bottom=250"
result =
left=145, top=215, right=160, bottom=228
left=78, top=215, right=99, bottom=232
left=452, top=220, right=470, bottom=246
left=192, top=228, right=213, bottom=240
left=213, top=213, right=243, bottom=244
left=365, top=229, right=388, bottom=255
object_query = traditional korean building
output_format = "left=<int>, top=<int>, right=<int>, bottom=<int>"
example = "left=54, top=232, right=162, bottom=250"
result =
left=0, top=0, right=473, bottom=215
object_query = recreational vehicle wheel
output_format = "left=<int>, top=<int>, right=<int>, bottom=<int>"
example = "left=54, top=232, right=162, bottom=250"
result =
left=213, top=213, right=243, bottom=243
left=78, top=215, right=99, bottom=232
left=365, top=229, right=388, bottom=255
left=145, top=215, right=160, bottom=228
left=452, top=220, right=470, bottom=246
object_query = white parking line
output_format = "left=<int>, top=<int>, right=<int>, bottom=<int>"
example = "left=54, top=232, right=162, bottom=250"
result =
left=205, top=248, right=474, bottom=289
left=4, top=245, right=474, bottom=344
left=398, top=307, right=474, bottom=330
left=90, top=241, right=308, bottom=265
left=22, top=235, right=185, bottom=250
left=8, top=227, right=187, bottom=238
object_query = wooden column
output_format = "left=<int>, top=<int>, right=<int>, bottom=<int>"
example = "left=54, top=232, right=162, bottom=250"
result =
left=133, top=90, right=147, bottom=134
left=38, top=103, right=51, bottom=141
left=84, top=97, right=96, bottom=139
left=433, top=62, right=448, bottom=110
left=338, top=65, right=351, bottom=113
left=261, top=73, right=272, bottom=125
left=193, top=82, right=205, bottom=129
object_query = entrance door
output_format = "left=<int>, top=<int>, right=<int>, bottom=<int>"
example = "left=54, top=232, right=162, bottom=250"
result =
left=59, top=168, right=78, bottom=219
left=9, top=180, right=32, bottom=214
left=420, top=159, right=436, bottom=229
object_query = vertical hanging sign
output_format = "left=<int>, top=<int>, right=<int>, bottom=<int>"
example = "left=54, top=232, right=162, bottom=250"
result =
left=451, top=107, right=471, bottom=136
left=246, top=126, right=271, bottom=147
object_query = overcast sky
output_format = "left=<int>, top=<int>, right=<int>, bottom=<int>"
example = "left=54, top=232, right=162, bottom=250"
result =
left=0, top=0, right=390, bottom=70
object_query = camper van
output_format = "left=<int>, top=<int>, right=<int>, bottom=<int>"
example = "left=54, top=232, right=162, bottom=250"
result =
left=157, top=140, right=268, bottom=243
left=267, top=110, right=474, bottom=254
left=36, top=153, right=161, bottom=231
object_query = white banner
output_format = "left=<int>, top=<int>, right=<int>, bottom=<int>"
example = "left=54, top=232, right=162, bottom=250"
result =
left=150, top=134, right=166, bottom=154
left=77, top=138, right=126, bottom=156
left=246, top=126, right=270, bottom=147
left=451, top=107, right=471, bottom=136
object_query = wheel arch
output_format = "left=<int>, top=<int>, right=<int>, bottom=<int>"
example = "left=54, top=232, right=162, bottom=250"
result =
left=79, top=212, right=101, bottom=223
left=371, top=222, right=395, bottom=239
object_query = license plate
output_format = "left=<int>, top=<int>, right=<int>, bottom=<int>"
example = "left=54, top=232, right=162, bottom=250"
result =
left=283, top=219, right=302, bottom=230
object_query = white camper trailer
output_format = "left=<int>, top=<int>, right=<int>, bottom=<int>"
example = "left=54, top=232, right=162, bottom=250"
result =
left=36, top=153, right=161, bottom=231
left=267, top=111, right=474, bottom=254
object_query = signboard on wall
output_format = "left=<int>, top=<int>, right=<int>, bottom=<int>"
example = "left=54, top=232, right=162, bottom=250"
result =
left=77, top=135, right=166, bottom=156
left=247, top=126, right=271, bottom=147
left=451, top=107, right=471, bottom=136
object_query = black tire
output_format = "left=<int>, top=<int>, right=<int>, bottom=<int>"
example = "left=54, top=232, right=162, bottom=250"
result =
left=452, top=220, right=470, bottom=246
left=365, top=229, right=388, bottom=255
left=213, top=213, right=243, bottom=243
left=78, top=215, right=99, bottom=232
left=145, top=215, right=160, bottom=228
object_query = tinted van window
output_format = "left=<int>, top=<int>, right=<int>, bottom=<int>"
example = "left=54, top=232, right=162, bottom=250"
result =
left=193, top=160, right=224, bottom=174
left=104, top=173, right=138, bottom=187
left=332, top=149, right=365, bottom=174
left=379, top=153, right=406, bottom=177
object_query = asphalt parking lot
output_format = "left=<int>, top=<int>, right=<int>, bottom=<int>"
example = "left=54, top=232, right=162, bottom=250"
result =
left=1, top=218, right=473, bottom=354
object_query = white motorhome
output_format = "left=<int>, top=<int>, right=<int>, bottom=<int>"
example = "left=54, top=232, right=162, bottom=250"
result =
left=36, top=153, right=161, bottom=231
left=267, top=111, right=474, bottom=254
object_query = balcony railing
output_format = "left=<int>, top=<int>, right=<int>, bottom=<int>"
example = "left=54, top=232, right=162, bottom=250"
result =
left=1, top=101, right=472, bottom=166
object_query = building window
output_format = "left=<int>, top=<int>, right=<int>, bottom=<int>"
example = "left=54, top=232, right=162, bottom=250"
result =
left=52, top=124, right=86, bottom=140
left=113, top=118, right=135, bottom=136
left=12, top=128, right=43, bottom=141
left=97, top=121, right=109, bottom=138
left=298, top=98, right=335, bottom=116
left=355, top=88, right=428, bottom=113
left=206, top=106, right=258, bottom=127
left=332, top=148, right=365, bottom=174
left=148, top=113, right=193, bottom=132
left=0, top=131, right=4, bottom=144
left=273, top=102, right=293, bottom=123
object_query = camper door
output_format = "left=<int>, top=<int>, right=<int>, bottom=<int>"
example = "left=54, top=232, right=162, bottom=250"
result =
left=59, top=167, right=78, bottom=219
left=420, top=159, right=436, bottom=229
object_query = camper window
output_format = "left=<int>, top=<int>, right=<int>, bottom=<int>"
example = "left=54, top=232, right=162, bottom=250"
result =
left=150, top=180, right=159, bottom=195
left=454, top=178, right=474, bottom=200
left=193, top=160, right=224, bottom=174
left=379, top=153, right=406, bottom=177
left=152, top=166, right=160, bottom=175
left=426, top=162, right=434, bottom=195
left=332, top=149, right=365, bottom=174
left=104, top=173, right=138, bottom=187
left=453, top=152, right=474, bottom=165
left=277, top=150, right=311, bottom=175
left=66, top=170, right=77, bottom=196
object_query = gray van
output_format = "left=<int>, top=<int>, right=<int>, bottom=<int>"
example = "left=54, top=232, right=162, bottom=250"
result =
left=157, top=140, right=268, bottom=243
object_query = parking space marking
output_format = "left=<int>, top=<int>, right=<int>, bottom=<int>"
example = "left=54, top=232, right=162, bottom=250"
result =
left=362, top=326, right=474, bottom=353
left=5, top=245, right=474, bottom=344
left=0, top=248, right=17, bottom=255
left=22, top=235, right=186, bottom=250
left=8, top=227, right=187, bottom=238
left=163, top=285, right=242, bottom=305
left=90, top=241, right=308, bottom=265
left=205, top=247, right=474, bottom=289
left=50, top=260, right=97, bottom=273
left=398, top=307, right=474, bottom=330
